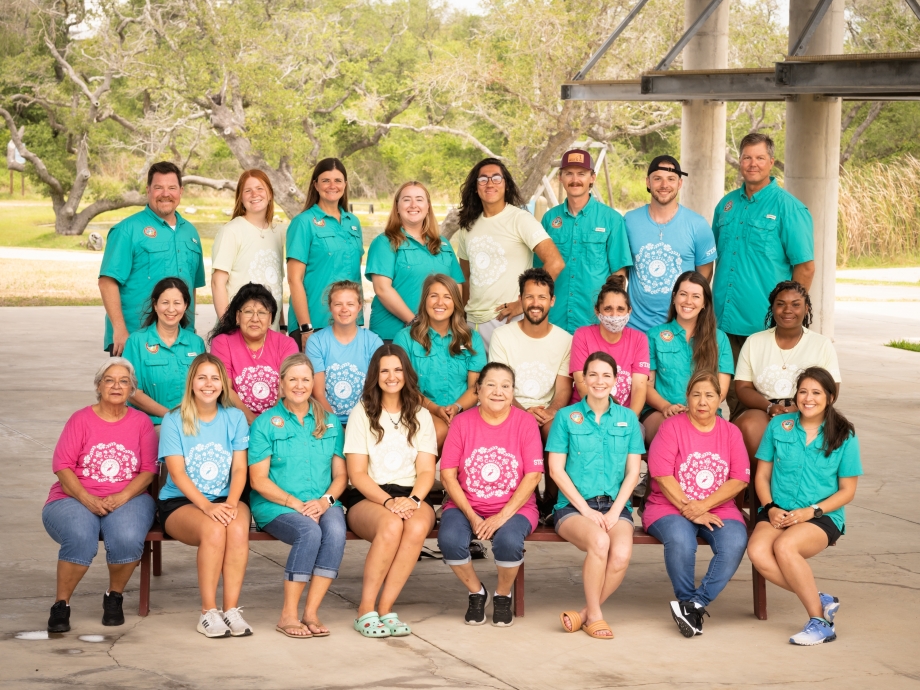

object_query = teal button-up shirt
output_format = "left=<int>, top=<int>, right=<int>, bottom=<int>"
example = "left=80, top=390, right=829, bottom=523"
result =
left=393, top=326, right=487, bottom=408
left=122, top=324, right=206, bottom=424
left=286, top=204, right=364, bottom=332
left=537, top=196, right=632, bottom=334
left=712, top=178, right=813, bottom=337
left=98, top=206, right=205, bottom=350
left=755, top=413, right=863, bottom=532
left=545, top=397, right=646, bottom=511
left=647, top=320, right=734, bottom=409
left=247, top=401, right=345, bottom=529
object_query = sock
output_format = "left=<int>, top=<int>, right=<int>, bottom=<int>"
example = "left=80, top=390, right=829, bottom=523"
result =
left=494, top=591, right=509, bottom=599
left=812, top=616, right=831, bottom=627
left=105, top=590, right=110, bottom=596
left=471, top=584, right=485, bottom=596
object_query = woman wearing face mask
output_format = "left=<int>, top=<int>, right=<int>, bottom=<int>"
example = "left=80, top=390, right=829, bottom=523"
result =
left=570, top=274, right=649, bottom=417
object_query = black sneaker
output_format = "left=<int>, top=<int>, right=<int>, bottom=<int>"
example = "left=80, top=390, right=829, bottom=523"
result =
left=48, top=600, right=71, bottom=633
left=464, top=586, right=489, bottom=625
left=670, top=600, right=709, bottom=638
left=102, top=591, right=125, bottom=626
left=492, top=594, right=514, bottom=627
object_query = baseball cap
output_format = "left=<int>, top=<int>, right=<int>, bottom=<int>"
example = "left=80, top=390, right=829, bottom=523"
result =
left=647, top=155, right=688, bottom=177
left=560, top=149, right=593, bottom=171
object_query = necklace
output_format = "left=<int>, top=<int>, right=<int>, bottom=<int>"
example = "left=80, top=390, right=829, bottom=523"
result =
left=383, top=406, right=402, bottom=430
left=246, top=335, right=267, bottom=360
left=777, top=329, right=804, bottom=370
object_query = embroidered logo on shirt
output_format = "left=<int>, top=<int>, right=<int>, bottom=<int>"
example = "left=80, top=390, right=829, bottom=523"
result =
left=192, top=237, right=199, bottom=244
left=312, top=217, right=326, bottom=227
left=143, top=226, right=157, bottom=238
left=723, top=201, right=733, bottom=212
left=594, top=227, right=605, bottom=232
left=570, top=411, right=584, bottom=424
left=766, top=214, right=776, bottom=220
left=271, top=416, right=285, bottom=427
left=782, top=419, right=794, bottom=431
left=551, top=217, right=563, bottom=228
left=660, top=330, right=674, bottom=342
left=145, top=343, right=159, bottom=354
left=616, top=421, right=628, bottom=427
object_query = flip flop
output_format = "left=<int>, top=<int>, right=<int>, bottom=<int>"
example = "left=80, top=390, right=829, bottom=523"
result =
left=353, top=611, right=392, bottom=638
left=582, top=620, right=614, bottom=639
left=276, top=623, right=312, bottom=639
left=301, top=619, right=331, bottom=637
left=560, top=610, right=582, bottom=633
left=379, top=612, right=411, bottom=636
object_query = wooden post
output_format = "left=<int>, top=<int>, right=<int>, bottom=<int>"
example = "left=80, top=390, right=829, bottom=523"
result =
left=139, top=541, right=151, bottom=617
left=512, top=562, right=525, bottom=617
left=603, top=148, right=614, bottom=208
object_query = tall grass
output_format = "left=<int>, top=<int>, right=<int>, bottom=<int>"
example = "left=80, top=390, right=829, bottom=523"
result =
left=838, top=156, right=920, bottom=265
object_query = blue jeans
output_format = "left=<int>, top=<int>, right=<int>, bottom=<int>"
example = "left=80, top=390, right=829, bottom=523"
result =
left=42, top=494, right=156, bottom=567
left=646, top=514, right=748, bottom=607
left=438, top=508, right=532, bottom=568
left=262, top=507, right=346, bottom=582
left=553, top=496, right=633, bottom=532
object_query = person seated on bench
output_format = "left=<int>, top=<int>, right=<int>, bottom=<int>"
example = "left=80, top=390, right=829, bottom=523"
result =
left=642, top=370, right=750, bottom=638
left=748, top=367, right=861, bottom=647
left=123, top=277, right=206, bottom=426
left=732, top=281, right=841, bottom=463
left=307, top=280, right=383, bottom=426
left=393, top=273, right=486, bottom=450
left=44, top=358, right=158, bottom=634
left=210, top=283, right=299, bottom=425
left=248, top=354, right=347, bottom=639
left=438, top=362, right=544, bottom=628
left=643, top=271, right=733, bottom=445
left=157, top=354, right=252, bottom=638
left=343, top=344, right=437, bottom=638
left=547, top=352, right=644, bottom=640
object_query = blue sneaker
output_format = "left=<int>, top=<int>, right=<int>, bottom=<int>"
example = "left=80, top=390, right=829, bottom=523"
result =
left=790, top=617, right=836, bottom=646
left=819, top=593, right=839, bottom=624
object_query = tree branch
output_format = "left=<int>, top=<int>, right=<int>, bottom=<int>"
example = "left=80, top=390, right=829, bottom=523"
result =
left=0, top=106, right=65, bottom=196
left=183, top=175, right=237, bottom=191
left=43, top=37, right=100, bottom=106
left=840, top=102, right=885, bottom=167
left=346, top=120, right=505, bottom=160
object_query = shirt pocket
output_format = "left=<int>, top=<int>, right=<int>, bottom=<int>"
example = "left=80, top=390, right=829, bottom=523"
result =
left=747, top=218, right=784, bottom=262
left=141, top=356, right=168, bottom=390
left=771, top=436, right=803, bottom=502
left=141, top=241, right=170, bottom=278
left=606, top=426, right=629, bottom=456
left=314, top=226, right=347, bottom=258
left=396, top=243, right=424, bottom=272
left=653, top=339, right=686, bottom=375
left=183, top=239, right=202, bottom=277
left=569, top=426, right=600, bottom=463
left=582, top=230, right=607, bottom=265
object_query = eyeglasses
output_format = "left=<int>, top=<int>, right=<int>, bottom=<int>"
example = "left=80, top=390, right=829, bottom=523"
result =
left=102, top=377, right=131, bottom=387
left=240, top=309, right=271, bottom=320
left=477, top=174, right=504, bottom=186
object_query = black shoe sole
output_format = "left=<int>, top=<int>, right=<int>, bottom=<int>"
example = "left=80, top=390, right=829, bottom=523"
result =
left=670, top=602, right=699, bottom=638
left=48, top=623, right=70, bottom=633
left=102, top=616, right=125, bottom=626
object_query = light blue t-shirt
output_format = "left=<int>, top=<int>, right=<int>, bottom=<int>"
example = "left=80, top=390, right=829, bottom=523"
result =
left=306, top=326, right=383, bottom=424
left=158, top=405, right=250, bottom=501
left=624, top=205, right=717, bottom=333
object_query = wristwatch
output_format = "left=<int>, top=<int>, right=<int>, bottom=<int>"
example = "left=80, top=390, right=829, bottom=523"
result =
left=300, top=323, right=314, bottom=333
left=454, top=403, right=463, bottom=414
left=409, top=495, right=422, bottom=508
left=810, top=504, right=823, bottom=518
left=323, top=494, right=335, bottom=506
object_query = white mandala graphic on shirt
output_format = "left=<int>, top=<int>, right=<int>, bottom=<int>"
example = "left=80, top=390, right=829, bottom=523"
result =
left=248, top=249, right=283, bottom=304
left=369, top=433, right=418, bottom=481
left=755, top=364, right=804, bottom=400
left=235, top=365, right=280, bottom=413
left=464, top=446, right=519, bottom=499
left=467, top=236, right=508, bottom=288
left=185, top=442, right=232, bottom=496
left=515, top=361, right=555, bottom=402
left=613, top=369, right=633, bottom=406
left=325, top=362, right=364, bottom=416
left=677, top=452, right=729, bottom=501
left=635, top=242, right=682, bottom=294
left=81, top=443, right=139, bottom=483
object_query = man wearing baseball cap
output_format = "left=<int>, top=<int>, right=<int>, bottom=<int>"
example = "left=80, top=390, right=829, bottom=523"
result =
left=536, top=148, right=631, bottom=334
left=623, top=155, right=717, bottom=333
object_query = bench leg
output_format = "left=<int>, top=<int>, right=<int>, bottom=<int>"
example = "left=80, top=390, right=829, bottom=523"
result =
left=512, top=562, right=525, bottom=617
left=139, top=541, right=151, bottom=617
left=152, top=540, right=162, bottom=577
left=753, top=563, right=767, bottom=620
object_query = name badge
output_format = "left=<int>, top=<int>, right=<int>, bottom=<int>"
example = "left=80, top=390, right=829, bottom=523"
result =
left=766, top=214, right=776, bottom=220
left=325, top=423, right=335, bottom=429
left=616, top=422, right=628, bottom=427
left=594, top=227, right=605, bottom=232
left=187, top=352, right=198, bottom=357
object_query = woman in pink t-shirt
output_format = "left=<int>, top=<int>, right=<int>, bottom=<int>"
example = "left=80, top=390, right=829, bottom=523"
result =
left=438, top=362, right=544, bottom=627
left=642, top=371, right=750, bottom=638
left=210, top=282, right=299, bottom=424
left=43, top=359, right=159, bottom=634
left=570, top=274, right=649, bottom=417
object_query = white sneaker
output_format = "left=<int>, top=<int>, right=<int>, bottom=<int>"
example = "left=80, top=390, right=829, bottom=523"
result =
left=197, top=608, right=231, bottom=638
left=222, top=607, right=253, bottom=637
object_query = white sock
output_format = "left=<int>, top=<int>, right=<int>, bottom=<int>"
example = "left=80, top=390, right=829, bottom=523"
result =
left=471, top=585, right=485, bottom=596
left=494, top=591, right=508, bottom=599
left=105, top=590, right=110, bottom=596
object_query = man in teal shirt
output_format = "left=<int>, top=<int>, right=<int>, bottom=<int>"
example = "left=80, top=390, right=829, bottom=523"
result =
left=98, top=162, right=205, bottom=354
left=711, top=133, right=815, bottom=418
left=537, top=149, right=631, bottom=334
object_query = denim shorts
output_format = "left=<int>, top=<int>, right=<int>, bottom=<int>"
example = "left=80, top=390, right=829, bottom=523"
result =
left=553, top=496, right=634, bottom=533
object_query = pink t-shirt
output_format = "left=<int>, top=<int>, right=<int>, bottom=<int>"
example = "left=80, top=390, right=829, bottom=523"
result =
left=211, top=329, right=299, bottom=414
left=440, top=407, right=544, bottom=529
left=46, top=406, right=159, bottom=504
left=642, top=413, right=750, bottom=529
left=570, top=325, right=650, bottom=406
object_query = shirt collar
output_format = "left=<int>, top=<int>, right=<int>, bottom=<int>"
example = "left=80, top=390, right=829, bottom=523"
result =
left=143, top=323, right=191, bottom=347
left=143, top=205, right=185, bottom=228
left=563, top=195, right=595, bottom=218
left=313, top=204, right=354, bottom=224
left=576, top=395, right=618, bottom=421
left=741, top=177, right=777, bottom=202
left=428, top=326, right=453, bottom=341
left=664, top=319, right=687, bottom=338
left=278, top=400, right=315, bottom=424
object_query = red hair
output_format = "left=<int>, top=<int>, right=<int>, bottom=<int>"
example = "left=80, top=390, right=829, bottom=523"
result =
left=232, top=170, right=275, bottom=225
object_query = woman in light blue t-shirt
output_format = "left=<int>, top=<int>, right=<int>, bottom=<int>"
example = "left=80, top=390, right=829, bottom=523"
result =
left=158, top=354, right=252, bottom=639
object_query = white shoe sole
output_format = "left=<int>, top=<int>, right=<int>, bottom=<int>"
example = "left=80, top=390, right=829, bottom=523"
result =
left=670, top=601, right=700, bottom=638
left=197, top=622, right=231, bottom=638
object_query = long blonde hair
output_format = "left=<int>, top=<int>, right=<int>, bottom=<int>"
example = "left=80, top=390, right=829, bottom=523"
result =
left=279, top=354, right=329, bottom=439
left=179, top=354, right=234, bottom=436
left=384, top=181, right=441, bottom=255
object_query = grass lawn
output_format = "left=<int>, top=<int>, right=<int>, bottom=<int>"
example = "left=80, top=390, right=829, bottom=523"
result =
left=886, top=339, right=920, bottom=353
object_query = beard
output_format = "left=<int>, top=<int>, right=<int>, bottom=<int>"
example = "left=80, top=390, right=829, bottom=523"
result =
left=651, top=188, right=678, bottom=205
left=524, top=307, right=548, bottom=325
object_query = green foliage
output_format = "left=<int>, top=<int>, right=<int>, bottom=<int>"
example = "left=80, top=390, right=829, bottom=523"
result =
left=885, top=339, right=920, bottom=353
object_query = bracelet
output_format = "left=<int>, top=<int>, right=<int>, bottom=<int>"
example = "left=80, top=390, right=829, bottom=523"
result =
left=283, top=494, right=291, bottom=507
left=383, top=497, right=394, bottom=507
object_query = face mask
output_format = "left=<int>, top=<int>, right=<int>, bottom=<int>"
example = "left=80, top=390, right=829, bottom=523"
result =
left=598, top=313, right=630, bottom=333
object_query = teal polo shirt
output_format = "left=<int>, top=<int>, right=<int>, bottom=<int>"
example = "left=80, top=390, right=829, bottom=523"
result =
left=647, top=320, right=734, bottom=409
left=98, top=206, right=205, bottom=350
left=545, top=397, right=646, bottom=511
left=122, top=324, right=206, bottom=424
left=536, top=196, right=632, bottom=334
left=712, top=178, right=814, bottom=337
left=365, top=231, right=465, bottom=340
left=286, top=204, right=364, bottom=332
left=247, top=401, right=345, bottom=529
left=392, top=326, right=487, bottom=408
left=756, top=413, right=862, bottom=532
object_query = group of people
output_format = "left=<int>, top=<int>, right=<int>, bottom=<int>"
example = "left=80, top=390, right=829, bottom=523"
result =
left=41, top=131, right=861, bottom=647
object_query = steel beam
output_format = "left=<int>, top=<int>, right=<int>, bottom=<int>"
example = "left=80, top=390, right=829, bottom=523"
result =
left=905, top=0, right=920, bottom=22
left=653, top=0, right=725, bottom=71
left=789, top=0, right=836, bottom=57
left=572, top=0, right=651, bottom=80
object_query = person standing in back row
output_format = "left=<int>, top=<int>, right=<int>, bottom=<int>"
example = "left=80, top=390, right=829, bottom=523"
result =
left=624, top=155, right=717, bottom=333
left=711, top=133, right=814, bottom=419
left=99, top=161, right=205, bottom=355
left=537, top=149, right=631, bottom=334
left=456, top=158, right=565, bottom=351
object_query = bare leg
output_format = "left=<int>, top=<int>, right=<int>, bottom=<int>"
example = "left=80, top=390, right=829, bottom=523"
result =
left=432, top=415, right=449, bottom=453
left=377, top=503, right=435, bottom=615
left=347, top=500, right=405, bottom=617
left=164, top=506, right=228, bottom=612
left=495, top=565, right=519, bottom=597
left=449, top=562, right=482, bottom=593
left=279, top=580, right=310, bottom=636
left=597, top=520, right=634, bottom=605
left=557, top=515, right=611, bottom=627
left=56, top=562, right=90, bottom=603
left=302, top=576, right=334, bottom=634
left=220, top=504, right=251, bottom=611
left=106, top=562, right=139, bottom=594
left=735, top=409, right=769, bottom=463
left=643, top=412, right=665, bottom=446
left=773, top=524, right=829, bottom=618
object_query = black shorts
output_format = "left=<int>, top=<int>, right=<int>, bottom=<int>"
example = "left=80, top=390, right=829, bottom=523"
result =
left=639, top=408, right=657, bottom=423
left=756, top=508, right=842, bottom=546
left=340, top=483, right=413, bottom=510
left=158, top=495, right=247, bottom=531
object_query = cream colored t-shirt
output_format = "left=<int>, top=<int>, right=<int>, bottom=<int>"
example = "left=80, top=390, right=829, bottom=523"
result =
left=488, top=322, right=573, bottom=408
left=457, top=205, right=551, bottom=324
left=735, top=327, right=841, bottom=400
left=343, top=403, right=438, bottom=487
left=211, top=216, right=287, bottom=330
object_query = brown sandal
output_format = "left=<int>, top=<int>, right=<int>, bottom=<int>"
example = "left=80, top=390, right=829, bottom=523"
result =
left=301, top=619, right=331, bottom=637
left=560, top=610, right=582, bottom=633
left=276, top=623, right=312, bottom=638
left=582, top=620, right=614, bottom=639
